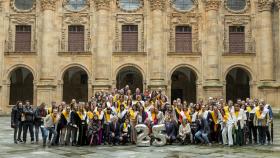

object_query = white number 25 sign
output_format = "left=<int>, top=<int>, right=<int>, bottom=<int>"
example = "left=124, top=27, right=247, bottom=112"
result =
left=135, top=124, right=166, bottom=147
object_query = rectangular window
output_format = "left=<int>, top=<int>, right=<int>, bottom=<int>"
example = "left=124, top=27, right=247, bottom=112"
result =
left=122, top=25, right=138, bottom=52
left=15, top=25, right=31, bottom=52
left=68, top=25, right=85, bottom=52
left=229, top=26, right=245, bottom=53
left=175, top=26, right=192, bottom=52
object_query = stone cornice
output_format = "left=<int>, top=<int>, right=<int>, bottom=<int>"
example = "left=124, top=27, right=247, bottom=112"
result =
left=257, top=0, right=273, bottom=12
left=93, top=0, right=111, bottom=11
left=149, top=0, right=165, bottom=11
left=205, top=0, right=221, bottom=11
left=41, top=0, right=57, bottom=11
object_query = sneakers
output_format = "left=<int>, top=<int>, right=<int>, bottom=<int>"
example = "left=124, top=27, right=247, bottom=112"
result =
left=31, top=141, right=34, bottom=144
left=17, top=139, right=23, bottom=143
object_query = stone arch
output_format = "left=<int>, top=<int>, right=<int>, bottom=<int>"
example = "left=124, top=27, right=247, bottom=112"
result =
left=225, top=66, right=252, bottom=102
left=62, top=65, right=89, bottom=103
left=115, top=64, right=145, bottom=93
left=170, top=65, right=198, bottom=103
left=8, top=66, right=35, bottom=105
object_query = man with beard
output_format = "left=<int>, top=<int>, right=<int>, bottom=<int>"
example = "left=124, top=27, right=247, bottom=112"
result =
left=22, top=100, right=35, bottom=144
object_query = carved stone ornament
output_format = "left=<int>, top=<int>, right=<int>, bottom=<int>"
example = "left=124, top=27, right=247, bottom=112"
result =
left=149, top=0, right=166, bottom=11
left=11, top=0, right=36, bottom=13
left=93, top=0, right=111, bottom=11
left=205, top=0, right=221, bottom=11
left=41, top=0, right=57, bottom=11
left=169, top=12, right=201, bottom=53
left=224, top=0, right=250, bottom=14
left=115, top=14, right=144, bottom=52
left=224, top=15, right=255, bottom=53
left=60, top=13, right=91, bottom=52
left=257, top=0, right=273, bottom=12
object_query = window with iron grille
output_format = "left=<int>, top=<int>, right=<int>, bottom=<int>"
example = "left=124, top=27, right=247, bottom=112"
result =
left=229, top=26, right=245, bottom=53
left=68, top=25, right=85, bottom=52
left=175, top=26, right=192, bottom=52
left=226, top=0, right=246, bottom=11
left=122, top=25, right=138, bottom=52
left=15, top=25, right=31, bottom=52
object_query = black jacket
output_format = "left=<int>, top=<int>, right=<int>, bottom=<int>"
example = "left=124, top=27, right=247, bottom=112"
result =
left=34, top=107, right=47, bottom=126
left=69, top=111, right=79, bottom=127
left=109, top=122, right=120, bottom=137
left=11, top=106, right=22, bottom=126
left=23, top=106, right=34, bottom=122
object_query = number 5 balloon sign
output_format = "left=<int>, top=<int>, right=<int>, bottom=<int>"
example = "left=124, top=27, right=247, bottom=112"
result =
left=135, top=124, right=166, bottom=147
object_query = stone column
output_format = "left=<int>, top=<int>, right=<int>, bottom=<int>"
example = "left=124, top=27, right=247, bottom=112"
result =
left=203, top=0, right=223, bottom=98
left=258, top=0, right=274, bottom=81
left=40, top=0, right=57, bottom=80
left=93, top=0, right=111, bottom=92
left=149, top=0, right=166, bottom=91
left=37, top=0, right=57, bottom=105
left=205, top=0, right=220, bottom=83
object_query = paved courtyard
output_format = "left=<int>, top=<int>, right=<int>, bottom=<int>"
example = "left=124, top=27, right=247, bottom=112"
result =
left=0, top=116, right=280, bottom=158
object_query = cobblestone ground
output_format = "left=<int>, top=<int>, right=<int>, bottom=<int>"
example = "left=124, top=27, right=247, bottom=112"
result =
left=0, top=117, right=280, bottom=158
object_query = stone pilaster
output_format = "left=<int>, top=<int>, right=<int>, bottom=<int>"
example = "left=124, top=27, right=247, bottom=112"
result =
left=149, top=0, right=166, bottom=88
left=203, top=0, right=222, bottom=97
left=37, top=0, right=57, bottom=106
left=258, top=0, right=274, bottom=81
left=93, top=0, right=111, bottom=93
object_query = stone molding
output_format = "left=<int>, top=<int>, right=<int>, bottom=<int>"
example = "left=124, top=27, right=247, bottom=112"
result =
left=41, top=0, right=57, bottom=11
left=257, top=0, right=273, bottom=12
left=205, top=0, right=221, bottom=11
left=149, top=0, right=166, bottom=11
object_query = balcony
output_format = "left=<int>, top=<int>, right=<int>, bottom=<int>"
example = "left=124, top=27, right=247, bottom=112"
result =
left=4, top=40, right=37, bottom=54
left=58, top=39, right=91, bottom=55
left=168, top=38, right=201, bottom=55
left=223, top=40, right=255, bottom=56
left=113, top=40, right=144, bottom=53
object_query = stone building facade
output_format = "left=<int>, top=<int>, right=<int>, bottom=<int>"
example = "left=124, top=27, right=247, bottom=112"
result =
left=0, top=0, right=280, bottom=114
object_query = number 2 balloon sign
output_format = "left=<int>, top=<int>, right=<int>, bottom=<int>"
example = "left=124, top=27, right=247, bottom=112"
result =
left=135, top=124, right=166, bottom=147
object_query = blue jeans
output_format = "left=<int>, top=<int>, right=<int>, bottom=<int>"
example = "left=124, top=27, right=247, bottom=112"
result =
left=43, top=127, right=57, bottom=145
left=195, top=130, right=210, bottom=144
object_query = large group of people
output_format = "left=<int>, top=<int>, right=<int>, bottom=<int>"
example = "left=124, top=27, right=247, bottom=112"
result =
left=11, top=86, right=274, bottom=147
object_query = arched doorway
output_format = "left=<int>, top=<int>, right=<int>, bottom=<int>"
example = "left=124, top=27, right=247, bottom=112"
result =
left=116, top=66, right=143, bottom=93
left=63, top=67, right=88, bottom=103
left=171, top=67, right=197, bottom=103
left=9, top=67, right=34, bottom=105
left=226, top=67, right=250, bottom=102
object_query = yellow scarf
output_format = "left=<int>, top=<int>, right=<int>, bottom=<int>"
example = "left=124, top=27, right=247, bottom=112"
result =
left=184, top=110, right=192, bottom=123
left=246, top=106, right=252, bottom=113
left=77, top=111, right=85, bottom=120
left=224, top=106, right=229, bottom=115
left=223, top=113, right=228, bottom=123
left=87, top=111, right=94, bottom=120
left=152, top=112, right=156, bottom=121
left=175, top=107, right=181, bottom=114
left=51, top=114, right=57, bottom=124
left=62, top=111, right=69, bottom=120
left=105, top=111, right=111, bottom=122
left=210, top=111, right=218, bottom=132
left=48, top=107, right=52, bottom=114
left=235, top=111, right=239, bottom=118
left=123, top=122, right=128, bottom=132
left=256, top=109, right=262, bottom=119
left=129, top=109, right=135, bottom=119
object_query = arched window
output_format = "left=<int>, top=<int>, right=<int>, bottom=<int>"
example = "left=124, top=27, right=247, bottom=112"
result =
left=118, top=0, right=142, bottom=11
left=14, top=0, right=35, bottom=10
left=226, top=0, right=247, bottom=11
left=65, top=0, right=87, bottom=11
left=172, top=0, right=194, bottom=11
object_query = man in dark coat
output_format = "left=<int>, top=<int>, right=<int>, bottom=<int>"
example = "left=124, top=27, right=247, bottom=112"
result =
left=11, top=101, right=23, bottom=144
left=22, top=100, right=35, bottom=144
left=109, top=116, right=120, bottom=145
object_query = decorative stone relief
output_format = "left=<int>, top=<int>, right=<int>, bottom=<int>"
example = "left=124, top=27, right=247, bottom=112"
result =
left=224, top=15, right=255, bottom=53
left=169, top=12, right=201, bottom=53
left=205, top=0, right=221, bottom=11
left=60, top=13, right=91, bottom=52
left=257, top=0, right=273, bottom=12
left=115, top=14, right=144, bottom=52
left=93, top=0, right=111, bottom=10
left=149, top=0, right=166, bottom=11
